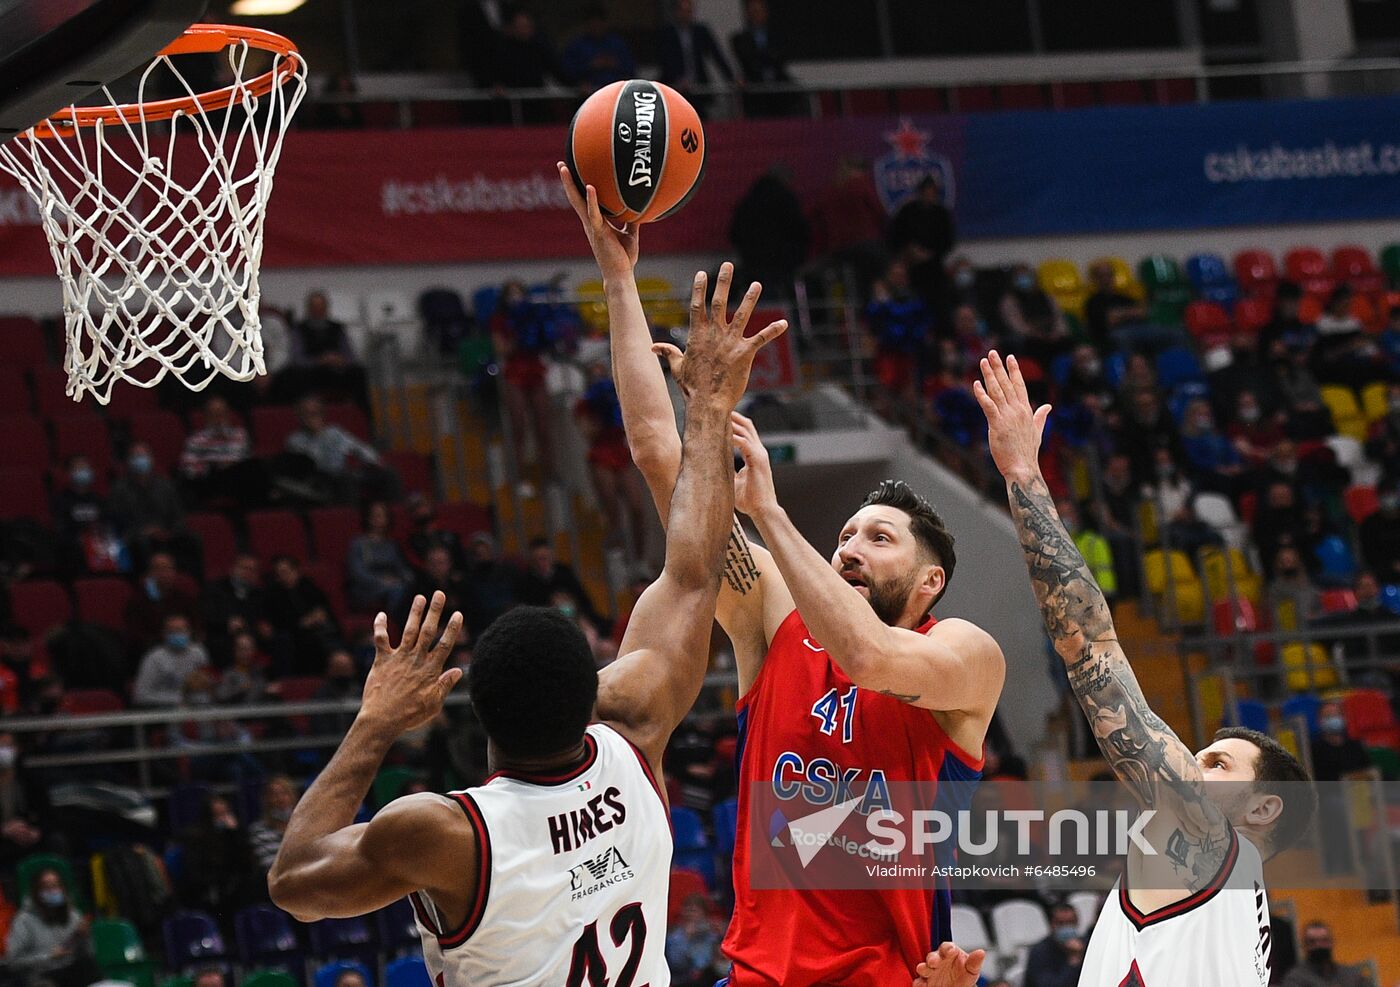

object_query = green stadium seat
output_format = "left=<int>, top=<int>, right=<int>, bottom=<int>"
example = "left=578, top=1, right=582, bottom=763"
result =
left=92, top=918, right=157, bottom=987
left=1380, top=243, right=1400, bottom=287
left=1137, top=254, right=1184, bottom=295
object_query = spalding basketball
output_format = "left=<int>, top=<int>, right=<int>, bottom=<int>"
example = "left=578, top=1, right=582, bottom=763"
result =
left=565, top=80, right=706, bottom=224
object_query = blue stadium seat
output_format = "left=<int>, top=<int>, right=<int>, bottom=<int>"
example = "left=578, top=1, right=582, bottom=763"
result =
left=1232, top=699, right=1270, bottom=733
left=1281, top=694, right=1322, bottom=736
left=374, top=898, right=420, bottom=958
left=167, top=783, right=210, bottom=833
left=472, top=286, right=501, bottom=320
left=1184, top=252, right=1231, bottom=293
left=314, top=960, right=373, bottom=987
left=1383, top=584, right=1400, bottom=616
left=162, top=911, right=227, bottom=972
left=384, top=957, right=430, bottom=987
left=163, top=845, right=183, bottom=885
left=1167, top=381, right=1210, bottom=423
left=1154, top=347, right=1205, bottom=390
left=235, top=905, right=301, bottom=971
left=713, top=798, right=739, bottom=857
left=671, top=806, right=716, bottom=888
left=1102, top=351, right=1128, bottom=388
left=307, top=916, right=376, bottom=968
left=1314, top=536, right=1358, bottom=586
left=1049, top=353, right=1074, bottom=387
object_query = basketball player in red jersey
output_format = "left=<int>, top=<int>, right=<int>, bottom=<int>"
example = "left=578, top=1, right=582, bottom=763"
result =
left=266, top=257, right=787, bottom=984
left=560, top=164, right=1006, bottom=986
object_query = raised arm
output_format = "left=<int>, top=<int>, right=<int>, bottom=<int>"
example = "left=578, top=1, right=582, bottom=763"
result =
left=595, top=265, right=787, bottom=770
left=269, top=593, right=473, bottom=922
left=974, top=350, right=1232, bottom=890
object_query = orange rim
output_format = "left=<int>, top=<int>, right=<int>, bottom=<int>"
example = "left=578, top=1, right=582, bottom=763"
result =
left=26, top=24, right=302, bottom=139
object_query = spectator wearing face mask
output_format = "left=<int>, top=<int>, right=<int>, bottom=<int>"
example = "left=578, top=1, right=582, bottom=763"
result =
left=1058, top=497, right=1116, bottom=599
left=5, top=867, right=98, bottom=987
left=110, top=441, right=199, bottom=573
left=1359, top=484, right=1400, bottom=583
left=666, top=893, right=724, bottom=986
left=1265, top=546, right=1322, bottom=630
left=866, top=258, right=933, bottom=425
left=1226, top=390, right=1287, bottom=468
left=50, top=455, right=126, bottom=577
left=1023, top=901, right=1085, bottom=987
left=248, top=774, right=300, bottom=872
left=1060, top=344, right=1115, bottom=412
left=312, top=649, right=363, bottom=737
left=126, top=552, right=202, bottom=648
left=175, top=794, right=259, bottom=914
left=1281, top=921, right=1371, bottom=987
left=132, top=614, right=210, bottom=707
left=1177, top=398, right=1246, bottom=497
left=999, top=263, right=1071, bottom=365
left=1315, top=572, right=1400, bottom=672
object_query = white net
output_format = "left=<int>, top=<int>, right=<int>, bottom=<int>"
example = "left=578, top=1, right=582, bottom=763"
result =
left=0, top=28, right=307, bottom=404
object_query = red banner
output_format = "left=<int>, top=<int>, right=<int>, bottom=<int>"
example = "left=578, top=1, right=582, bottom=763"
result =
left=0, top=117, right=897, bottom=275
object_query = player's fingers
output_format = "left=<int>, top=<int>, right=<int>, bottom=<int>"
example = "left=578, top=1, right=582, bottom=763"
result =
left=429, top=610, right=463, bottom=666
left=730, top=410, right=757, bottom=434
left=1007, top=353, right=1031, bottom=403
left=651, top=342, right=684, bottom=376
left=399, top=594, right=426, bottom=653
left=437, top=666, right=463, bottom=698
left=747, top=318, right=788, bottom=351
left=417, top=591, right=446, bottom=654
left=556, top=162, right=586, bottom=215
left=972, top=380, right=998, bottom=418
left=584, top=184, right=605, bottom=229
left=712, top=261, right=734, bottom=323
left=980, top=355, right=1008, bottom=405
left=690, top=270, right=707, bottom=329
left=372, top=611, right=391, bottom=654
left=1034, top=403, right=1053, bottom=434
left=988, top=348, right=1015, bottom=396
left=965, top=949, right=986, bottom=977
left=732, top=280, right=762, bottom=331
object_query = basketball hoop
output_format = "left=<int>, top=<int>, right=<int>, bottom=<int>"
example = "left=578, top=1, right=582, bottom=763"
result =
left=0, top=24, right=307, bottom=404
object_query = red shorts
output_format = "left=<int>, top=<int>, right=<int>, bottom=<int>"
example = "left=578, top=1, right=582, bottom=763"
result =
left=504, top=354, right=546, bottom=392
left=588, top=431, right=632, bottom=472
left=874, top=350, right=915, bottom=392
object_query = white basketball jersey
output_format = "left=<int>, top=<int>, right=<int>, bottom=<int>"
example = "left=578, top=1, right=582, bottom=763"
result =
left=1079, top=830, right=1273, bottom=986
left=410, top=723, right=672, bottom=987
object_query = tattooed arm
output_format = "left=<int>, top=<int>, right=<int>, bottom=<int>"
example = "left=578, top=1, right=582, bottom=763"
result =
left=975, top=351, right=1233, bottom=892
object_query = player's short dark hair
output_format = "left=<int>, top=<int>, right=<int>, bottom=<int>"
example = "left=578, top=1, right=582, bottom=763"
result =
left=859, top=479, right=956, bottom=604
left=467, top=606, right=598, bottom=759
left=1212, top=726, right=1316, bottom=855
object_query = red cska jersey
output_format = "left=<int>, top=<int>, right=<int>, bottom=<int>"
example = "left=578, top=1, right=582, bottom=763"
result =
left=721, top=608, right=984, bottom=987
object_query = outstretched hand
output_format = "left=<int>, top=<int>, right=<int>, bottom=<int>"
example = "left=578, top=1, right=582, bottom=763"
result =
left=651, top=261, right=788, bottom=411
left=558, top=161, right=638, bottom=280
left=912, top=943, right=985, bottom=987
left=361, top=592, right=464, bottom=735
left=973, top=350, right=1052, bottom=484
left=730, top=411, right=778, bottom=519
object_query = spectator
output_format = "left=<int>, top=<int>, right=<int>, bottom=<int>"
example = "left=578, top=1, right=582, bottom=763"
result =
left=109, top=441, right=198, bottom=571
left=1023, top=900, right=1085, bottom=987
left=132, top=614, right=210, bottom=707
left=180, top=396, right=261, bottom=506
left=1314, top=571, right=1400, bottom=670
left=658, top=0, right=734, bottom=116
left=202, top=554, right=271, bottom=668
left=1095, top=453, right=1142, bottom=596
left=730, top=0, right=796, bottom=117
left=333, top=972, right=368, bottom=987
left=574, top=363, right=649, bottom=557
left=1059, top=497, right=1116, bottom=599
left=403, top=492, right=467, bottom=570
left=1252, top=481, right=1308, bottom=577
left=312, top=650, right=363, bottom=736
left=866, top=258, right=933, bottom=423
left=1381, top=304, right=1400, bottom=376
left=347, top=501, right=414, bottom=618
left=284, top=396, right=393, bottom=503
left=807, top=157, right=887, bottom=291
left=562, top=5, right=635, bottom=93
left=125, top=552, right=201, bottom=647
left=1146, top=448, right=1224, bottom=561
left=1061, top=343, right=1116, bottom=412
left=248, top=775, right=299, bottom=872
left=490, top=7, right=564, bottom=93
left=1281, top=921, right=1371, bottom=987
left=1258, top=282, right=1312, bottom=360
left=175, top=794, right=259, bottom=914
left=887, top=174, right=956, bottom=310
left=310, top=73, right=364, bottom=131
left=413, top=545, right=471, bottom=619
left=265, top=555, right=343, bottom=676
left=4, top=867, right=98, bottom=987
left=1227, top=390, right=1287, bottom=468
left=1307, top=696, right=1370, bottom=879
left=1118, top=388, right=1175, bottom=483
left=215, top=631, right=267, bottom=704
left=50, top=455, right=127, bottom=576
left=1177, top=398, right=1246, bottom=496
left=463, top=533, right=519, bottom=639
left=1084, top=259, right=1151, bottom=351
left=728, top=166, right=809, bottom=301
left=285, top=290, right=369, bottom=410
left=1312, top=286, right=1387, bottom=389
left=0, top=732, right=55, bottom=877
left=999, top=263, right=1071, bottom=364
left=665, top=894, right=723, bottom=986
left=1209, top=329, right=1283, bottom=417
left=552, top=589, right=617, bottom=666
left=1359, top=482, right=1400, bottom=583
left=192, top=968, right=227, bottom=987
left=519, top=537, right=602, bottom=627
left=1272, top=341, right=1335, bottom=441
left=490, top=281, right=557, bottom=498
left=1265, top=545, right=1322, bottom=629
left=1363, top=382, right=1400, bottom=486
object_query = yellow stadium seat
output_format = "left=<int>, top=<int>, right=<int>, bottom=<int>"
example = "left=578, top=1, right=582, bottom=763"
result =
left=1361, top=381, right=1390, bottom=424
left=1037, top=258, right=1088, bottom=319
left=1196, top=672, right=1226, bottom=734
left=1319, top=385, right=1368, bottom=442
left=1281, top=642, right=1338, bottom=692
left=1092, top=255, right=1146, bottom=302
left=1143, top=549, right=1194, bottom=595
left=1200, top=546, right=1262, bottom=605
left=636, top=276, right=686, bottom=329
left=575, top=279, right=609, bottom=335
left=1173, top=578, right=1205, bottom=625
left=1137, top=499, right=1159, bottom=548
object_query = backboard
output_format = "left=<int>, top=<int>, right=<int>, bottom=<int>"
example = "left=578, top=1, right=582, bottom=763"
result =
left=0, top=0, right=208, bottom=144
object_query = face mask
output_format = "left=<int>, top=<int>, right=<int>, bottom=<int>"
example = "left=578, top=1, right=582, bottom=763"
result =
left=1276, top=460, right=1298, bottom=475
left=38, top=889, right=65, bottom=908
left=166, top=632, right=191, bottom=650
left=1239, top=406, right=1260, bottom=424
left=1380, top=495, right=1400, bottom=513
left=1156, top=464, right=1175, bottom=480
left=1389, top=399, right=1400, bottom=415
left=557, top=604, right=577, bottom=619
left=1193, top=415, right=1213, bottom=431
left=269, top=807, right=292, bottom=822
left=1014, top=274, right=1036, bottom=292
left=71, top=466, right=93, bottom=489
left=129, top=453, right=153, bottom=475
left=1320, top=715, right=1347, bottom=735
left=0, top=746, right=15, bottom=770
left=1307, top=947, right=1333, bottom=967
left=1054, top=925, right=1078, bottom=944
left=953, top=268, right=974, bottom=290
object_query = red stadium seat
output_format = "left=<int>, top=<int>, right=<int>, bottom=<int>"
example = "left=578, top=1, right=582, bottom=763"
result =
left=302, top=560, right=350, bottom=624
left=186, top=511, right=239, bottom=580
left=1284, top=247, right=1335, bottom=296
left=1154, top=77, right=1197, bottom=105
left=845, top=90, right=891, bottom=116
left=247, top=509, right=311, bottom=564
left=0, top=468, right=48, bottom=521
left=324, top=403, right=371, bottom=441
left=29, top=367, right=73, bottom=417
left=1320, top=589, right=1358, bottom=614
left=1212, top=599, right=1260, bottom=637
left=1053, top=82, right=1097, bottom=108
left=310, top=507, right=361, bottom=565
left=0, top=416, right=51, bottom=470
left=1344, top=485, right=1379, bottom=524
left=1184, top=300, right=1231, bottom=341
left=251, top=405, right=301, bottom=457
left=1342, top=689, right=1400, bottom=750
left=127, top=411, right=187, bottom=473
left=103, top=385, right=161, bottom=421
left=436, top=501, right=492, bottom=539
left=1232, top=249, right=1278, bottom=296
left=0, top=317, right=49, bottom=368
left=73, top=577, right=135, bottom=632
left=57, top=689, right=125, bottom=715
left=383, top=450, right=433, bottom=496
left=359, top=102, right=401, bottom=129
left=1331, top=246, right=1385, bottom=294
left=1233, top=296, right=1274, bottom=337
left=0, top=367, right=31, bottom=415
left=667, top=869, right=709, bottom=925
left=410, top=102, right=463, bottom=128
left=1237, top=490, right=1258, bottom=527
left=51, top=415, right=112, bottom=475
left=1099, top=80, right=1146, bottom=105
left=8, top=580, right=71, bottom=637
left=998, top=83, right=1047, bottom=110
left=893, top=88, right=946, bottom=114
left=273, top=675, right=325, bottom=703
left=951, top=85, right=996, bottom=113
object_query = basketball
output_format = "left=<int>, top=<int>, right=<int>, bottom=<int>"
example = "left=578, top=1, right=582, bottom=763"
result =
left=565, top=79, right=706, bottom=225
